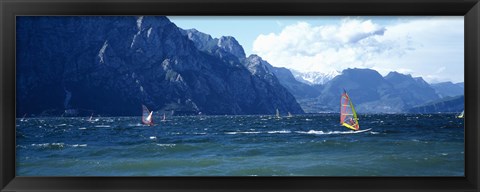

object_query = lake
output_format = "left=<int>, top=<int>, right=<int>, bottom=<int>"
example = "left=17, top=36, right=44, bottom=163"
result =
left=16, top=113, right=464, bottom=176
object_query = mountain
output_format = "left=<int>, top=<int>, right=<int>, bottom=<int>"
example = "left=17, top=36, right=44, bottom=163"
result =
left=408, top=95, right=464, bottom=113
left=306, top=69, right=441, bottom=113
left=180, top=29, right=246, bottom=65
left=384, top=72, right=439, bottom=107
left=247, top=55, right=321, bottom=100
left=456, top=82, right=464, bottom=88
left=238, top=55, right=304, bottom=114
left=291, top=70, right=340, bottom=85
left=182, top=29, right=321, bottom=103
left=16, top=16, right=303, bottom=117
left=314, top=68, right=397, bottom=113
left=431, top=82, right=464, bottom=98
left=183, top=29, right=304, bottom=113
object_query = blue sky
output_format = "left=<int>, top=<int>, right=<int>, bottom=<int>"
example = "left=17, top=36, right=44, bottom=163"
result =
left=168, top=16, right=464, bottom=83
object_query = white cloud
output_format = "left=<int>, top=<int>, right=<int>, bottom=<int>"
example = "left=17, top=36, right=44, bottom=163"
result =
left=252, top=17, right=464, bottom=83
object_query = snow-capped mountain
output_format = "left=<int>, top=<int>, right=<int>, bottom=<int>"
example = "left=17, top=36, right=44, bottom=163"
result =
left=290, top=70, right=340, bottom=85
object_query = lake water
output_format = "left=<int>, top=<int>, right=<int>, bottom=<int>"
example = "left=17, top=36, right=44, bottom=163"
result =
left=16, top=114, right=464, bottom=176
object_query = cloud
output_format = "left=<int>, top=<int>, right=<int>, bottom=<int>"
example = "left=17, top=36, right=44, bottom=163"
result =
left=435, top=66, right=446, bottom=74
left=252, top=17, right=464, bottom=83
left=253, top=18, right=391, bottom=72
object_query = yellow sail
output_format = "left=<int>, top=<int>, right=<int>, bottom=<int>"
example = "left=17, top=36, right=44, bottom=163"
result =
left=457, top=110, right=464, bottom=118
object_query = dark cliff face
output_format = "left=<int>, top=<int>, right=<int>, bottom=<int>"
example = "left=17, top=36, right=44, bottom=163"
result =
left=16, top=16, right=304, bottom=116
left=243, top=55, right=304, bottom=114
left=182, top=29, right=304, bottom=115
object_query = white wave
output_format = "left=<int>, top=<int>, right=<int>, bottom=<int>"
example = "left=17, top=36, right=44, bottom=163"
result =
left=78, top=127, right=87, bottom=130
left=71, top=144, right=87, bottom=147
left=157, top=143, right=176, bottom=147
left=296, top=130, right=365, bottom=135
left=31, top=143, right=87, bottom=148
left=267, top=130, right=291, bottom=134
left=193, top=132, right=207, bottom=135
left=57, top=124, right=67, bottom=126
left=149, top=136, right=157, bottom=140
left=95, top=125, right=111, bottom=128
left=225, top=131, right=261, bottom=135
left=31, top=143, right=65, bottom=147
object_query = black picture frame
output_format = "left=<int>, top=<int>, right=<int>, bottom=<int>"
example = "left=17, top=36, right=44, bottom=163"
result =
left=1, top=0, right=479, bottom=191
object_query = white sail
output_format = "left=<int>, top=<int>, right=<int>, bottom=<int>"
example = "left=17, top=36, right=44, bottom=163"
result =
left=142, top=105, right=154, bottom=125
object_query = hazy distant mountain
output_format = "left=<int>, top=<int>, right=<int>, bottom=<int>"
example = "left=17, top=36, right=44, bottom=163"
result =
left=431, top=82, right=464, bottom=98
left=456, top=82, right=464, bottom=88
left=313, top=68, right=397, bottom=113
left=16, top=16, right=303, bottom=117
left=408, top=95, right=464, bottom=113
left=384, top=72, right=439, bottom=107
left=303, top=69, right=442, bottom=113
left=291, top=70, right=340, bottom=85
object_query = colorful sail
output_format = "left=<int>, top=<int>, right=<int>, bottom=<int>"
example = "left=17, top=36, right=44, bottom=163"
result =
left=340, top=90, right=359, bottom=131
left=142, top=105, right=154, bottom=126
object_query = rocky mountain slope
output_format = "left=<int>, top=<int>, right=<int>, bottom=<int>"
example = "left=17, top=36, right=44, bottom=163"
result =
left=16, top=16, right=304, bottom=116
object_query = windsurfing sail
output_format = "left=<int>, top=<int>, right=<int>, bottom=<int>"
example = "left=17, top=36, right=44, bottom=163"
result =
left=20, top=113, right=27, bottom=122
left=88, top=113, right=93, bottom=121
left=161, top=113, right=166, bottom=122
left=457, top=110, right=464, bottom=118
left=142, top=105, right=154, bottom=126
left=287, top=112, right=293, bottom=117
left=340, top=90, right=360, bottom=131
left=276, top=108, right=281, bottom=119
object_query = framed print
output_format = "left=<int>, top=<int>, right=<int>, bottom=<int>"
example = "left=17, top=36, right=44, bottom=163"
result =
left=1, top=0, right=479, bottom=191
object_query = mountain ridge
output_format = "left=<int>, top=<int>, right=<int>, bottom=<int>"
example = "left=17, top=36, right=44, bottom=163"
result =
left=16, top=16, right=304, bottom=117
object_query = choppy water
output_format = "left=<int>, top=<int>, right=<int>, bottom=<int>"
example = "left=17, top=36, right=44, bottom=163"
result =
left=16, top=114, right=464, bottom=176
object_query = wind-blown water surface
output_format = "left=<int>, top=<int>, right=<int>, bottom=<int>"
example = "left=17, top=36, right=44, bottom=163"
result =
left=16, top=114, right=464, bottom=176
